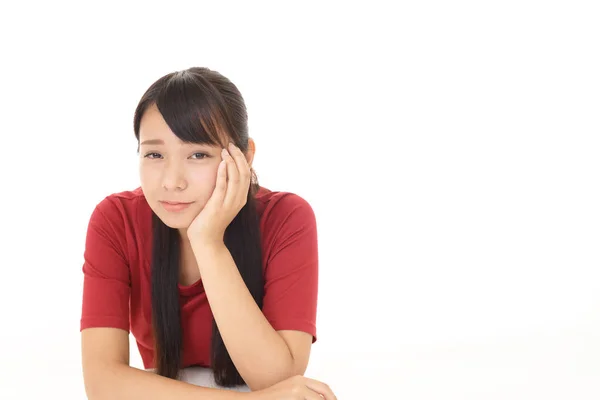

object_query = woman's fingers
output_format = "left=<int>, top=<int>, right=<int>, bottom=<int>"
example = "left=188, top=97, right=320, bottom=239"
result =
left=303, top=389, right=326, bottom=400
left=304, top=377, right=337, bottom=400
left=223, top=143, right=250, bottom=209
left=208, top=158, right=227, bottom=209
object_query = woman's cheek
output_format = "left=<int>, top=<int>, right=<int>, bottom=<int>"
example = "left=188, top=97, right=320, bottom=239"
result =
left=190, top=165, right=219, bottom=186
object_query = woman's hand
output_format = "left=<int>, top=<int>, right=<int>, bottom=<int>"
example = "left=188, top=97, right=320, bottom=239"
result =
left=246, top=375, right=337, bottom=400
left=186, top=142, right=251, bottom=246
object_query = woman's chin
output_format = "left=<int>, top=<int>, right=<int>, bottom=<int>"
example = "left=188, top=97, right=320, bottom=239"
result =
left=155, top=211, right=192, bottom=230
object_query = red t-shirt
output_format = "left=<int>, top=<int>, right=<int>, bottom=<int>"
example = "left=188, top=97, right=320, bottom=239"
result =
left=80, top=186, right=318, bottom=369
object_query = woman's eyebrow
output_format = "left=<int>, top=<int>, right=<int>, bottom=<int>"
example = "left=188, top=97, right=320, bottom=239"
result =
left=140, top=139, right=164, bottom=146
left=140, top=139, right=215, bottom=149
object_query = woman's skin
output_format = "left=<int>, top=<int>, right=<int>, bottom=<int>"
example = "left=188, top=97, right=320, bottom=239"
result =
left=80, top=103, right=337, bottom=400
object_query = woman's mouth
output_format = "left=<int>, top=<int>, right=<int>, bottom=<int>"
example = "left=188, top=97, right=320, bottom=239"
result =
left=159, top=201, right=194, bottom=212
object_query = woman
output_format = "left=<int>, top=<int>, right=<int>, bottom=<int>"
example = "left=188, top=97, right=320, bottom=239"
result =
left=80, top=67, right=337, bottom=400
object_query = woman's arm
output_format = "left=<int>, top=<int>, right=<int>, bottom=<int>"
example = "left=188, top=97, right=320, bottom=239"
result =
left=82, top=327, right=245, bottom=400
left=191, top=242, right=300, bottom=391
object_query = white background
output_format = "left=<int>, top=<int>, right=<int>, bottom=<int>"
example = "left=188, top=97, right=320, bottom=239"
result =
left=0, top=1, right=599, bottom=399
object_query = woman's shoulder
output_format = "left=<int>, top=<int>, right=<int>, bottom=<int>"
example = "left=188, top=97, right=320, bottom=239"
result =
left=255, top=186, right=317, bottom=244
left=91, top=186, right=148, bottom=218
left=87, top=187, right=152, bottom=260
left=256, top=186, right=316, bottom=221
left=87, top=187, right=151, bottom=242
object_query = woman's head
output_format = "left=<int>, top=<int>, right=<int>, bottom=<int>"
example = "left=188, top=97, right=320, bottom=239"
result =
left=133, top=67, right=257, bottom=232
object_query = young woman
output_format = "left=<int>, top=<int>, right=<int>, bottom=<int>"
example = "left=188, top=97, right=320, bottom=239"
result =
left=80, top=67, right=337, bottom=400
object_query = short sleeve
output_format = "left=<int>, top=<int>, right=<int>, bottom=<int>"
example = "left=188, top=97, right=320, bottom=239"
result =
left=261, top=195, right=319, bottom=343
left=80, top=197, right=131, bottom=332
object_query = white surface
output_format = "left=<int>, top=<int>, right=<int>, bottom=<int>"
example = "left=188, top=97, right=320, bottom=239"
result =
left=0, top=1, right=599, bottom=399
left=151, top=367, right=250, bottom=392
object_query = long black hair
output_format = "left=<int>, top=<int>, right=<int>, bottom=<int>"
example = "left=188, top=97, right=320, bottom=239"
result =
left=132, top=67, right=264, bottom=386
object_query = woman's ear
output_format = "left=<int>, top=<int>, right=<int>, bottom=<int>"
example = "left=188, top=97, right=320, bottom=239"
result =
left=246, top=137, right=256, bottom=167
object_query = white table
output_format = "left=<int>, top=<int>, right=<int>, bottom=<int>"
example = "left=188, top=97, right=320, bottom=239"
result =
left=147, top=367, right=251, bottom=392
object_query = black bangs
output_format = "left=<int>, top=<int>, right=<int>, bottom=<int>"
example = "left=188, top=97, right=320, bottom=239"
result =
left=153, top=70, right=231, bottom=147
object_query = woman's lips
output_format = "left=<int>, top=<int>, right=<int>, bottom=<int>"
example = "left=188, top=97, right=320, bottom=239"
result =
left=159, top=201, right=193, bottom=212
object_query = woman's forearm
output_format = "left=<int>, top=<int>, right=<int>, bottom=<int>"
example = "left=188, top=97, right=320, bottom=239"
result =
left=191, top=241, right=296, bottom=391
left=85, top=363, right=245, bottom=400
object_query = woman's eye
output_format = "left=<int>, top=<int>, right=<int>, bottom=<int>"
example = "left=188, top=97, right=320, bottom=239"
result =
left=191, top=153, right=208, bottom=160
left=143, top=152, right=208, bottom=160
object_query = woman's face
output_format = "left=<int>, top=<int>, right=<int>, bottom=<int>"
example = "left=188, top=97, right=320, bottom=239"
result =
left=138, top=103, right=225, bottom=230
